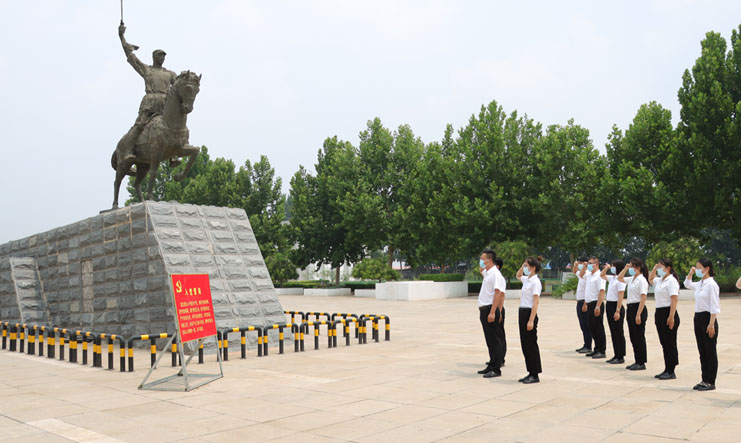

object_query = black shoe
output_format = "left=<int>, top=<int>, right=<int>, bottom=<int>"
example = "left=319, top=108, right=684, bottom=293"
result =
left=518, top=375, right=529, bottom=382
left=477, top=367, right=492, bottom=375
left=576, top=347, right=592, bottom=354
left=654, top=372, right=666, bottom=379
left=483, top=369, right=501, bottom=378
left=695, top=382, right=715, bottom=391
left=522, top=375, right=540, bottom=384
left=606, top=357, right=617, bottom=363
left=658, top=372, right=676, bottom=380
left=609, top=357, right=624, bottom=364
left=591, top=352, right=606, bottom=359
left=627, top=363, right=646, bottom=371
left=585, top=351, right=597, bottom=357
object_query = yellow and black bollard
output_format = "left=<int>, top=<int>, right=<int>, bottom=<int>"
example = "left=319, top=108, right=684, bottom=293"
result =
left=9, top=324, right=17, bottom=352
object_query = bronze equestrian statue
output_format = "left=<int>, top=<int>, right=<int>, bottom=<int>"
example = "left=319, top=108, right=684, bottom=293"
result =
left=111, top=23, right=201, bottom=209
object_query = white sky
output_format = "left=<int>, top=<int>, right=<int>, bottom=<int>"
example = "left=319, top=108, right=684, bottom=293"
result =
left=1, top=1, right=740, bottom=244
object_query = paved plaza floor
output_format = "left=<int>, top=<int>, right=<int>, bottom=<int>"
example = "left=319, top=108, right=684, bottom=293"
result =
left=2, top=294, right=741, bottom=442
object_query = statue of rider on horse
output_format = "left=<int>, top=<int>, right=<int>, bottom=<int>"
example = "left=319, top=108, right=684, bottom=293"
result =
left=111, top=22, right=201, bottom=209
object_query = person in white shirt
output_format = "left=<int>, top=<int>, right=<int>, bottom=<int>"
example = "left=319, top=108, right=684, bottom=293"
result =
left=684, top=258, right=721, bottom=391
left=617, top=258, right=649, bottom=370
left=477, top=249, right=507, bottom=378
left=494, top=258, right=507, bottom=366
left=516, top=256, right=543, bottom=384
left=648, top=258, right=680, bottom=380
left=573, top=257, right=593, bottom=354
left=600, top=259, right=627, bottom=364
left=581, top=256, right=607, bottom=359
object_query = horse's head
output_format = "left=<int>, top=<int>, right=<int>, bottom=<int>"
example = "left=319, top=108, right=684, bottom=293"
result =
left=173, top=70, right=202, bottom=114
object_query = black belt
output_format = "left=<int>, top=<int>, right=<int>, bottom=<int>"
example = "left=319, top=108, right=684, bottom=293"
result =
left=479, top=305, right=492, bottom=311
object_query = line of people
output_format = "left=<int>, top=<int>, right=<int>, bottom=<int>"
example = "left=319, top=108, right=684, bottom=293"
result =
left=478, top=250, right=724, bottom=391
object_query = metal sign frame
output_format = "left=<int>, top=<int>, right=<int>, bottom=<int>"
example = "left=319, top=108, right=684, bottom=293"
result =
left=139, top=275, right=223, bottom=391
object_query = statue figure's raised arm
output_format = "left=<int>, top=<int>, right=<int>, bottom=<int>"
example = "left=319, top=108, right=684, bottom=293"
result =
left=118, top=23, right=147, bottom=78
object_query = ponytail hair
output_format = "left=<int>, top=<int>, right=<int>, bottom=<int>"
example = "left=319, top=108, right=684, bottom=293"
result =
left=697, top=257, right=715, bottom=277
left=658, top=258, right=678, bottom=281
left=526, top=256, right=543, bottom=274
left=630, top=257, right=649, bottom=280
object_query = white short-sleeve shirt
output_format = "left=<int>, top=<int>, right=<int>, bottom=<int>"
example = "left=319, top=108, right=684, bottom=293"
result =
left=653, top=275, right=679, bottom=308
left=519, top=275, right=542, bottom=308
left=478, top=266, right=506, bottom=308
left=575, top=271, right=587, bottom=301
left=624, top=274, right=648, bottom=304
left=584, top=271, right=606, bottom=303
left=684, top=277, right=721, bottom=314
left=605, top=275, right=626, bottom=302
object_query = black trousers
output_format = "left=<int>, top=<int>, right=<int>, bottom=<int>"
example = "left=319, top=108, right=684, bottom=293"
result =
left=655, top=307, right=680, bottom=373
left=501, top=306, right=507, bottom=362
left=587, top=301, right=606, bottom=353
left=479, top=306, right=504, bottom=370
left=576, top=300, right=593, bottom=349
left=519, top=307, right=542, bottom=375
left=694, top=312, right=719, bottom=384
left=626, top=303, right=648, bottom=364
left=606, top=301, right=626, bottom=358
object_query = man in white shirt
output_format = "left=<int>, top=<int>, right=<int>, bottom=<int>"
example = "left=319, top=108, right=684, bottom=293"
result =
left=494, top=257, right=507, bottom=366
left=574, top=257, right=593, bottom=353
left=582, top=257, right=607, bottom=358
left=477, top=249, right=507, bottom=378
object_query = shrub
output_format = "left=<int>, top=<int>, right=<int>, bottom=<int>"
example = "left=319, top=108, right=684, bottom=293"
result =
left=468, top=282, right=482, bottom=293
left=352, top=257, right=400, bottom=281
left=265, top=252, right=298, bottom=285
left=342, top=281, right=377, bottom=290
left=277, top=280, right=329, bottom=288
left=553, top=275, right=578, bottom=299
left=716, top=266, right=741, bottom=292
left=419, top=274, right=465, bottom=282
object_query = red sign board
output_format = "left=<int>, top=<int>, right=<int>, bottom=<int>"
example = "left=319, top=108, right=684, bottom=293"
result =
left=171, top=274, right=217, bottom=343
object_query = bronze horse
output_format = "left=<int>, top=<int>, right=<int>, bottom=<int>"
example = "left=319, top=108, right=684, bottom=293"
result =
left=111, top=70, right=202, bottom=209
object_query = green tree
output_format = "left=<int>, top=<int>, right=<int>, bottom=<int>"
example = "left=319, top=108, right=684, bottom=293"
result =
left=603, top=102, right=681, bottom=245
left=234, top=156, right=289, bottom=258
left=289, top=137, right=365, bottom=286
left=492, top=240, right=533, bottom=280
left=676, top=27, right=741, bottom=239
left=265, top=252, right=298, bottom=285
left=528, top=121, right=606, bottom=259
left=646, top=237, right=703, bottom=278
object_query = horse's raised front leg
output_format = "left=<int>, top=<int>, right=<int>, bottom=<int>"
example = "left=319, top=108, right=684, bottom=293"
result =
left=174, top=145, right=200, bottom=182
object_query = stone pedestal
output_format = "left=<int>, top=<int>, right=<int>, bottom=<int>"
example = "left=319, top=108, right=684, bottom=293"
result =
left=0, top=202, right=284, bottom=341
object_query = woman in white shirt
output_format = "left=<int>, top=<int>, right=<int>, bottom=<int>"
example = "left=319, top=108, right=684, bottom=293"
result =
left=617, top=258, right=649, bottom=371
left=649, top=258, right=680, bottom=380
left=684, top=258, right=720, bottom=391
left=515, top=256, right=543, bottom=384
left=600, top=259, right=627, bottom=364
